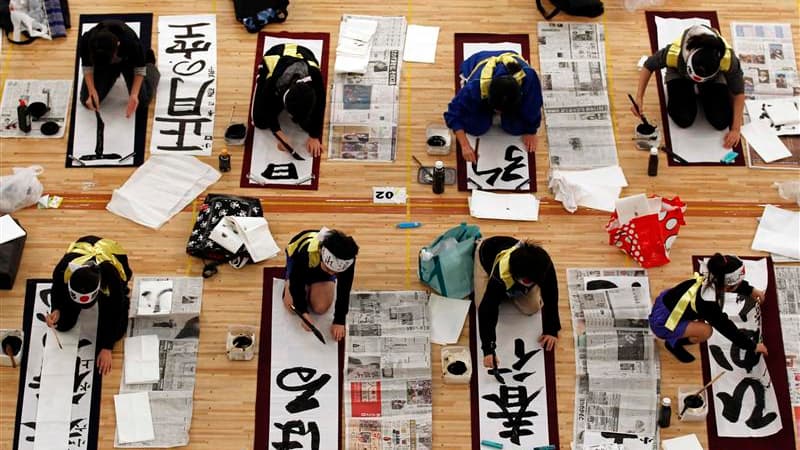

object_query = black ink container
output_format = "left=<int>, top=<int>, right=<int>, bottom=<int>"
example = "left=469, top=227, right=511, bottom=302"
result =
left=17, top=100, right=31, bottom=133
left=432, top=161, right=445, bottom=194
left=219, top=148, right=232, bottom=172
left=658, top=397, right=672, bottom=428
left=647, top=147, right=659, bottom=177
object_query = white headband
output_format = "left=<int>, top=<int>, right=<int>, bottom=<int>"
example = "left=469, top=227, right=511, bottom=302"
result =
left=724, top=264, right=746, bottom=287
left=67, top=262, right=101, bottom=306
left=320, top=246, right=354, bottom=273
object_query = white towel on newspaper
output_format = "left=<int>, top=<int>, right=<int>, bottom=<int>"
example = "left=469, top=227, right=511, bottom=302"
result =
left=107, top=155, right=220, bottom=229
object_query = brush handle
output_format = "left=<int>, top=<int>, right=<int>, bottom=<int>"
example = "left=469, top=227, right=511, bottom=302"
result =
left=692, top=372, right=725, bottom=397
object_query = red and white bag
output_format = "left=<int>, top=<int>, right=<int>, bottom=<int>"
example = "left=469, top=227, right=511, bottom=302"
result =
left=606, top=195, right=686, bottom=268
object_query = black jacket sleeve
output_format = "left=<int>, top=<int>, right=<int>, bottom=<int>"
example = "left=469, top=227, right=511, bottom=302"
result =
left=540, top=262, right=561, bottom=337
left=300, top=67, right=326, bottom=139
left=478, top=274, right=506, bottom=356
left=96, top=262, right=131, bottom=350
left=288, top=249, right=312, bottom=315
left=696, top=289, right=757, bottom=352
left=333, top=260, right=355, bottom=325
left=252, top=68, right=283, bottom=133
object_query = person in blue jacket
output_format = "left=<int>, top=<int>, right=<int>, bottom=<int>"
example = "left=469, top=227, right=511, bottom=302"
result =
left=444, top=50, right=543, bottom=163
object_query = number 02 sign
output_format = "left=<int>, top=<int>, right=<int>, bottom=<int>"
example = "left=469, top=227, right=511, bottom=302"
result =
left=372, top=187, right=407, bottom=204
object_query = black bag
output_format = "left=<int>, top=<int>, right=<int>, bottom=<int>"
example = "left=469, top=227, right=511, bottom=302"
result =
left=186, top=193, right=263, bottom=278
left=0, top=0, right=39, bottom=45
left=0, top=217, right=25, bottom=290
left=536, top=0, right=604, bottom=19
left=233, top=0, right=289, bottom=33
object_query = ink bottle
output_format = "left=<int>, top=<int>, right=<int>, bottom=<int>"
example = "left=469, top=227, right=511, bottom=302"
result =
left=432, top=161, right=445, bottom=194
left=18, top=100, right=31, bottom=133
left=647, top=147, right=659, bottom=177
left=658, top=397, right=671, bottom=428
left=218, top=148, right=231, bottom=172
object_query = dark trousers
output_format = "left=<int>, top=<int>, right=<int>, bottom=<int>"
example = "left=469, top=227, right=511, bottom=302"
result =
left=666, top=78, right=732, bottom=130
left=79, top=63, right=159, bottom=110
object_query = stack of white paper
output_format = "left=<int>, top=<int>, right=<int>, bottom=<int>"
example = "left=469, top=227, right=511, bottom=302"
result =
left=429, top=294, right=471, bottom=345
left=662, top=434, right=703, bottom=450
left=124, top=335, right=160, bottom=385
left=335, top=17, right=378, bottom=74
left=114, top=392, right=155, bottom=444
left=0, top=214, right=26, bottom=244
left=468, top=190, right=539, bottom=221
left=741, top=120, right=792, bottom=163
left=403, top=25, right=439, bottom=63
left=210, top=216, right=281, bottom=263
left=752, top=205, right=800, bottom=260
left=549, top=165, right=628, bottom=213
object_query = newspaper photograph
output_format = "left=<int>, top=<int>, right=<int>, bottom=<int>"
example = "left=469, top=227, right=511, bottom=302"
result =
left=731, top=23, right=798, bottom=98
left=329, top=16, right=406, bottom=162
left=776, top=266, right=800, bottom=364
left=117, top=276, right=203, bottom=448
left=538, top=22, right=618, bottom=170
left=344, top=291, right=432, bottom=450
left=578, top=287, right=650, bottom=329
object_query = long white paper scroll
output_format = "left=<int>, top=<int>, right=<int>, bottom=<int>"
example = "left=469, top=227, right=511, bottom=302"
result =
left=268, top=278, right=340, bottom=448
left=474, top=300, right=550, bottom=448
left=151, top=15, right=217, bottom=156
left=703, top=257, right=783, bottom=437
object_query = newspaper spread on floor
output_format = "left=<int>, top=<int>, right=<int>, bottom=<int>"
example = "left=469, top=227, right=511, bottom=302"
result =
left=731, top=23, right=800, bottom=170
left=0, top=80, right=72, bottom=138
left=567, top=268, right=660, bottom=450
left=344, top=291, right=433, bottom=449
left=538, top=23, right=618, bottom=170
left=115, top=276, right=203, bottom=448
left=328, top=16, right=406, bottom=162
left=776, top=266, right=800, bottom=407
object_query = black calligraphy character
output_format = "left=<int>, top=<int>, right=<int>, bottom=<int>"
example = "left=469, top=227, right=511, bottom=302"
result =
left=154, top=117, right=212, bottom=152
left=167, top=78, right=214, bottom=116
left=488, top=365, right=512, bottom=384
left=469, top=145, right=527, bottom=188
left=166, top=23, right=211, bottom=59
left=272, top=420, right=320, bottom=450
left=262, top=163, right=299, bottom=180
left=276, top=367, right=331, bottom=413
left=709, top=328, right=761, bottom=374
left=511, top=338, right=540, bottom=382
left=717, top=378, right=778, bottom=429
left=482, top=386, right=542, bottom=445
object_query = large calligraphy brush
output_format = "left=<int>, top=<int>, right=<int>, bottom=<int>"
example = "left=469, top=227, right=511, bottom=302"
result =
left=490, top=352, right=505, bottom=384
left=50, top=327, right=63, bottom=350
left=272, top=131, right=306, bottom=161
left=627, top=93, right=654, bottom=130
left=290, top=305, right=326, bottom=344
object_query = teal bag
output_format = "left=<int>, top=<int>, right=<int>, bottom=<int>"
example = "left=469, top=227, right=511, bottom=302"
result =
left=418, top=223, right=481, bottom=299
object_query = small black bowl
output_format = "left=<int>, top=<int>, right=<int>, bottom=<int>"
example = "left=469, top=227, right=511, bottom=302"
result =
left=225, top=123, right=247, bottom=139
left=2, top=335, right=22, bottom=355
left=232, top=335, right=253, bottom=349
left=636, top=123, right=656, bottom=135
left=28, top=102, right=49, bottom=121
left=40, top=121, right=60, bottom=136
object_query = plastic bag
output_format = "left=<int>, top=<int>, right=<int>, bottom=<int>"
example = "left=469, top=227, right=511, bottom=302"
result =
left=0, top=166, right=44, bottom=214
left=606, top=196, right=686, bottom=268
left=624, top=0, right=663, bottom=12
left=418, top=223, right=482, bottom=299
left=774, top=181, right=800, bottom=206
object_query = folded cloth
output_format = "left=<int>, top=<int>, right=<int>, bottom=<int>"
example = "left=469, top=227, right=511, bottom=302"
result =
left=44, top=0, right=68, bottom=37
left=107, top=155, right=220, bottom=229
left=549, top=165, right=628, bottom=213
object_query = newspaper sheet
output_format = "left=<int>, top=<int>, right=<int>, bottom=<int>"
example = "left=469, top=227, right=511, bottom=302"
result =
left=731, top=23, right=798, bottom=99
left=328, top=16, right=406, bottom=162
left=567, top=268, right=658, bottom=450
left=116, top=276, right=203, bottom=448
left=776, top=266, right=800, bottom=407
left=344, top=291, right=432, bottom=449
left=538, top=22, right=618, bottom=170
left=0, top=80, right=72, bottom=138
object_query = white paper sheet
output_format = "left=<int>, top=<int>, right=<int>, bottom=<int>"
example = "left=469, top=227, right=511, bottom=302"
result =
left=752, top=205, right=800, bottom=259
left=463, top=42, right=522, bottom=60
left=469, top=190, right=539, bottom=221
left=33, top=326, right=79, bottom=450
left=745, top=97, right=800, bottom=136
left=403, top=25, right=439, bottom=63
left=0, top=214, right=26, bottom=244
left=124, top=335, right=161, bottom=384
left=71, top=21, right=139, bottom=166
left=136, top=279, right=174, bottom=315
left=474, top=297, right=550, bottom=448
left=614, top=193, right=654, bottom=225
left=247, top=35, right=320, bottom=186
left=662, top=434, right=704, bottom=450
left=115, top=392, right=156, bottom=444
left=106, top=155, right=220, bottom=229
left=741, top=120, right=792, bottom=162
left=267, top=278, right=339, bottom=447
left=228, top=216, right=280, bottom=262
left=429, top=294, right=471, bottom=345
left=654, top=16, right=731, bottom=163
left=151, top=15, right=217, bottom=156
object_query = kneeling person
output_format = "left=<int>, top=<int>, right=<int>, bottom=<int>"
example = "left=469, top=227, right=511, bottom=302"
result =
left=283, top=228, right=359, bottom=341
left=474, top=237, right=561, bottom=368
left=46, top=236, right=133, bottom=375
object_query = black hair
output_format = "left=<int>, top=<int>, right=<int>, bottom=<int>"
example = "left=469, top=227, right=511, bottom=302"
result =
left=70, top=265, right=102, bottom=293
left=488, top=65, right=522, bottom=112
left=509, top=241, right=551, bottom=284
left=284, top=82, right=316, bottom=124
left=705, top=253, right=742, bottom=303
left=322, top=230, right=359, bottom=261
left=686, top=33, right=725, bottom=78
left=89, top=29, right=119, bottom=66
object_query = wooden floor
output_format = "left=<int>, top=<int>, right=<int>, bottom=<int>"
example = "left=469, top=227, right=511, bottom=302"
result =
left=1, top=0, right=799, bottom=449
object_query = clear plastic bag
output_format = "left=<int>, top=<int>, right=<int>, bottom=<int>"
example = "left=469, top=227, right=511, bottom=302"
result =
left=0, top=166, right=44, bottom=214
left=774, top=181, right=800, bottom=206
left=624, top=0, right=664, bottom=12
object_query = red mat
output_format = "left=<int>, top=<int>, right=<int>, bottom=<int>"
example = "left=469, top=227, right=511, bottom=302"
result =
left=240, top=32, right=328, bottom=190
left=452, top=33, right=537, bottom=192
left=692, top=256, right=796, bottom=450
left=644, top=11, right=745, bottom=167
left=468, top=304, right=560, bottom=449
left=252, top=267, right=344, bottom=450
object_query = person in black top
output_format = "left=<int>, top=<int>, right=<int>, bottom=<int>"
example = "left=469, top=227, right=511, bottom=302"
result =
left=252, top=43, right=327, bottom=156
left=283, top=228, right=358, bottom=341
left=634, top=24, right=745, bottom=149
left=649, top=253, right=767, bottom=363
left=45, top=236, right=133, bottom=375
left=474, top=237, right=561, bottom=368
left=79, top=20, right=160, bottom=118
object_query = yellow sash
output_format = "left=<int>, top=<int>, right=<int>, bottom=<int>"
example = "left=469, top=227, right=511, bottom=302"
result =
left=286, top=231, right=321, bottom=268
left=466, top=52, right=528, bottom=100
left=664, top=273, right=705, bottom=331
left=63, top=238, right=127, bottom=283
left=263, top=43, right=320, bottom=80
left=491, top=242, right=522, bottom=290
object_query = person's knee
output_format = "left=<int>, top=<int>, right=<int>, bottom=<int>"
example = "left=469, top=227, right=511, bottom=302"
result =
left=669, top=108, right=696, bottom=128
left=309, top=302, right=331, bottom=315
left=689, top=324, right=713, bottom=343
left=706, top=113, right=731, bottom=131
